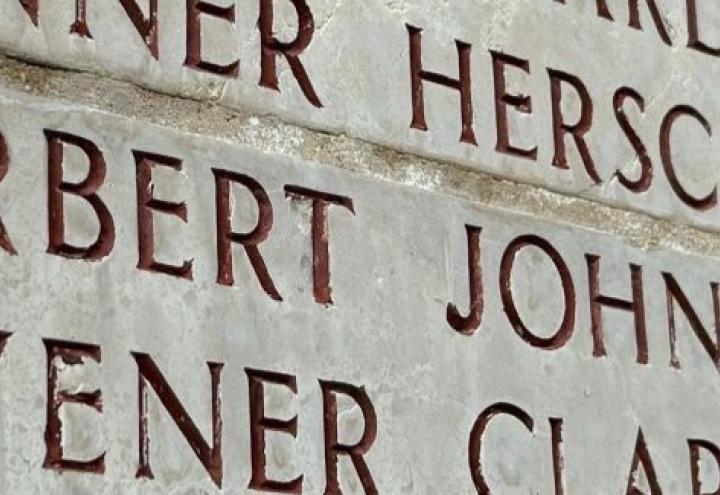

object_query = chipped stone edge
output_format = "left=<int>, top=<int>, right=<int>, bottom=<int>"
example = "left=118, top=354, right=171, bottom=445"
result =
left=0, top=53, right=717, bottom=259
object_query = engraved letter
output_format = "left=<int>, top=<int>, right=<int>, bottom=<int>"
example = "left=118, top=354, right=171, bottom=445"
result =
left=491, top=51, right=537, bottom=160
left=548, top=69, right=601, bottom=184
left=43, top=339, right=105, bottom=474
left=185, top=0, right=240, bottom=77
left=284, top=185, right=355, bottom=305
left=689, top=439, right=720, bottom=495
left=135, top=150, right=193, bottom=280
left=119, top=0, right=159, bottom=59
left=499, top=235, right=576, bottom=349
left=629, top=0, right=672, bottom=45
left=468, top=402, right=534, bottom=494
left=660, top=105, right=717, bottom=211
left=614, top=87, right=652, bottom=193
left=17, top=0, right=106, bottom=34
left=213, top=169, right=282, bottom=301
left=259, top=0, right=322, bottom=107
left=17, top=0, right=38, bottom=26
left=626, top=428, right=663, bottom=494
left=587, top=254, right=647, bottom=364
left=71, top=0, right=92, bottom=38
left=45, top=130, right=115, bottom=261
left=246, top=368, right=303, bottom=493
left=662, top=273, right=720, bottom=371
left=0, top=133, right=16, bottom=255
left=0, top=331, right=10, bottom=359
left=447, top=225, right=484, bottom=335
left=551, top=418, right=566, bottom=495
left=687, top=0, right=720, bottom=56
left=407, top=24, right=477, bottom=145
left=320, top=380, right=378, bottom=495
left=132, top=352, right=224, bottom=488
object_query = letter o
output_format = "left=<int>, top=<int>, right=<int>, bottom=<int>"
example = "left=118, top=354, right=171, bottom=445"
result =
left=499, top=235, right=576, bottom=349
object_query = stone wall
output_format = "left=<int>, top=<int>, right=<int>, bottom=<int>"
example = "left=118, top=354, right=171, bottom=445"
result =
left=0, top=1, right=719, bottom=493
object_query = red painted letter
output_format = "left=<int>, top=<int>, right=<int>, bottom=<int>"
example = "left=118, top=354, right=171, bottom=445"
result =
left=45, top=130, right=115, bottom=261
left=614, top=87, right=652, bottom=193
left=626, top=428, right=663, bottom=494
left=0, top=331, right=10, bottom=359
left=499, top=235, right=576, bottom=349
left=133, top=352, right=224, bottom=488
left=321, top=380, right=378, bottom=495
left=447, top=225, right=484, bottom=335
left=407, top=24, right=477, bottom=145
left=689, top=439, right=720, bottom=495
left=119, top=0, right=159, bottom=59
left=468, top=402, right=534, bottom=495
left=548, top=69, right=601, bottom=184
left=185, top=0, right=239, bottom=77
left=662, top=273, right=720, bottom=371
left=213, top=168, right=282, bottom=301
left=660, top=105, right=716, bottom=211
left=551, top=417, right=566, bottom=495
left=70, top=0, right=91, bottom=38
left=687, top=0, right=720, bottom=56
left=259, top=0, right=322, bottom=107
left=491, top=51, right=537, bottom=160
left=17, top=0, right=38, bottom=25
left=629, top=0, right=672, bottom=45
left=135, top=150, right=193, bottom=280
left=284, top=185, right=355, bottom=305
left=587, top=254, right=647, bottom=364
left=0, top=133, right=16, bottom=255
left=43, top=339, right=105, bottom=474
left=246, top=368, right=303, bottom=493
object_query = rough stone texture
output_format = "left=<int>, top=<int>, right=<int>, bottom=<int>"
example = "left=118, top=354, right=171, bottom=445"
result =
left=1, top=2, right=720, bottom=493
left=0, top=84, right=719, bottom=493
left=2, top=0, right=720, bottom=232
left=0, top=53, right=718, bottom=262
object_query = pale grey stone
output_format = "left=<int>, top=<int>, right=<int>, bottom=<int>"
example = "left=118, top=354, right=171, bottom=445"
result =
left=0, top=85, right=716, bottom=493
left=1, top=0, right=718, bottom=233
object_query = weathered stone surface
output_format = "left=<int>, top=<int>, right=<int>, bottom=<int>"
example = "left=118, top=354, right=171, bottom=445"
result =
left=2, top=1, right=720, bottom=232
left=0, top=85, right=720, bottom=493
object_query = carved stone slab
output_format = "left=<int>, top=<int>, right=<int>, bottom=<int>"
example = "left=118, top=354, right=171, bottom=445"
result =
left=2, top=1, right=720, bottom=232
left=0, top=86, right=718, bottom=493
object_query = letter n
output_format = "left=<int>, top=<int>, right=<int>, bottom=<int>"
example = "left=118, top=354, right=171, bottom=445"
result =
left=132, top=352, right=224, bottom=488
